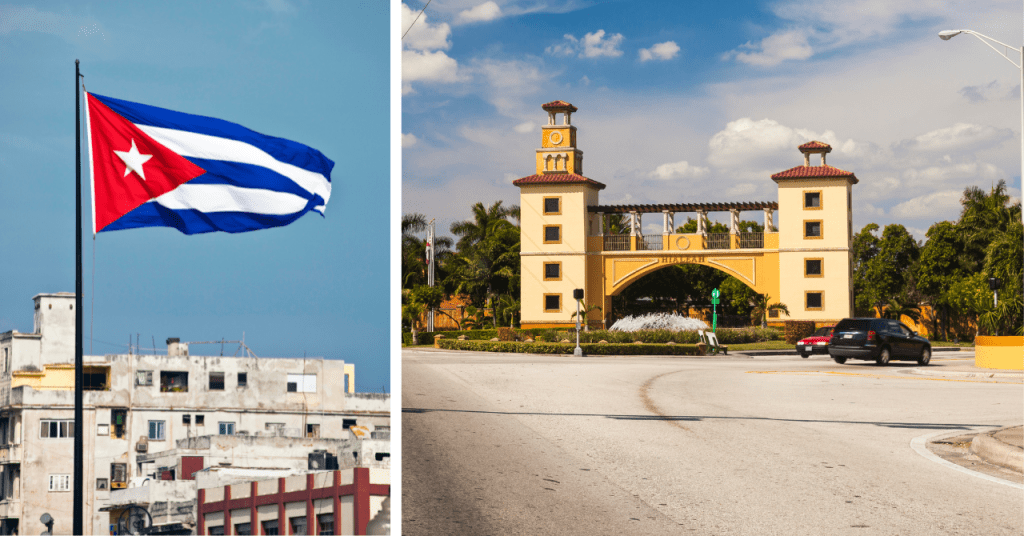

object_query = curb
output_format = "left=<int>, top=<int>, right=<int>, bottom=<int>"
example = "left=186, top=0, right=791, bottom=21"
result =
left=970, top=430, right=1024, bottom=473
left=902, top=368, right=1023, bottom=379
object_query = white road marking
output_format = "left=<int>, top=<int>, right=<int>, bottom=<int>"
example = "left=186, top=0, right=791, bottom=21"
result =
left=910, top=429, right=1024, bottom=490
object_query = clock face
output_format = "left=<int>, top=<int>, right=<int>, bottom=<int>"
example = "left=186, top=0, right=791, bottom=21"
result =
left=549, top=131, right=563, bottom=145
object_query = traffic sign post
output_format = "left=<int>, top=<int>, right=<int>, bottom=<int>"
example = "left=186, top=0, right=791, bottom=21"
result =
left=711, top=288, right=720, bottom=332
left=573, top=288, right=584, bottom=357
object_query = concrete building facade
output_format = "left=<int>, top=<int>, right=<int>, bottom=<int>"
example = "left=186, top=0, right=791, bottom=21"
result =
left=0, top=293, right=388, bottom=535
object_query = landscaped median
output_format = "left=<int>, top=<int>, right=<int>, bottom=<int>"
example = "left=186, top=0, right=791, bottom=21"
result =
left=435, top=338, right=704, bottom=356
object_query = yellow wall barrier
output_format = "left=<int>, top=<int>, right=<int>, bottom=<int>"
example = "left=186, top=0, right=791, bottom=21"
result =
left=974, top=336, right=1023, bottom=370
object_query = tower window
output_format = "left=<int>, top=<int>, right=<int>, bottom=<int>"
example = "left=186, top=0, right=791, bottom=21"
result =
left=543, top=225, right=561, bottom=244
left=805, top=259, right=823, bottom=277
left=804, top=220, right=822, bottom=239
left=543, top=197, right=561, bottom=215
left=806, top=292, right=824, bottom=310
left=544, top=294, right=561, bottom=312
left=544, top=262, right=561, bottom=281
left=804, top=191, right=822, bottom=209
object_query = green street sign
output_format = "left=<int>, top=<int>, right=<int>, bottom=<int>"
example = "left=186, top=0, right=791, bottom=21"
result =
left=711, top=289, right=720, bottom=298
left=711, top=297, right=719, bottom=305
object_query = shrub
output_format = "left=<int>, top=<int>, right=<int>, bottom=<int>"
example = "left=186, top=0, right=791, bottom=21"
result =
left=436, top=339, right=703, bottom=356
left=784, top=321, right=816, bottom=344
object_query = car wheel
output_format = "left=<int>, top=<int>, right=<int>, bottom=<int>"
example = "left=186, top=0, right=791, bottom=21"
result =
left=832, top=356, right=846, bottom=364
left=800, top=353, right=810, bottom=358
left=917, top=346, right=931, bottom=366
left=876, top=347, right=890, bottom=366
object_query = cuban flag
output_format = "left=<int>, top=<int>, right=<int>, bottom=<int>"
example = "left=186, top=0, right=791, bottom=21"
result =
left=84, top=92, right=333, bottom=234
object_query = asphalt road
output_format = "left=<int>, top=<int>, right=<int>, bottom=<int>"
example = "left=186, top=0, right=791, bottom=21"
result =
left=402, top=348, right=1023, bottom=535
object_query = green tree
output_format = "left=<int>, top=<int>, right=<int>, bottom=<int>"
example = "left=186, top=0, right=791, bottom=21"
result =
left=750, top=294, right=790, bottom=328
left=851, top=223, right=881, bottom=316
left=447, top=201, right=522, bottom=325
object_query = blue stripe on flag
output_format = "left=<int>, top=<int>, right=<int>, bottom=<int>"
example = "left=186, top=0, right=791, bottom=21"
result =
left=91, top=93, right=334, bottom=179
left=104, top=201, right=320, bottom=235
left=184, top=158, right=317, bottom=201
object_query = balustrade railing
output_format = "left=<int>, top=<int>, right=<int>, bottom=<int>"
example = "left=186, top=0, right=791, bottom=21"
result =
left=637, top=235, right=663, bottom=251
left=706, top=233, right=731, bottom=250
left=603, top=234, right=630, bottom=251
left=739, top=232, right=764, bottom=249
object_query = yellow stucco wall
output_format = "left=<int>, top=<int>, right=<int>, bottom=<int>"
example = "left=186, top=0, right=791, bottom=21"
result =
left=344, top=363, right=355, bottom=394
left=12, top=363, right=108, bottom=390
left=974, top=336, right=1023, bottom=370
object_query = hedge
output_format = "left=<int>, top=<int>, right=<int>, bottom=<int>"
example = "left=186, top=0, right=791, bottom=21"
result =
left=408, top=326, right=782, bottom=346
left=784, top=321, right=816, bottom=344
left=436, top=339, right=704, bottom=356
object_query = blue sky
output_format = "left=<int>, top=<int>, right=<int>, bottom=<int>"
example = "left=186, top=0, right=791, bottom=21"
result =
left=402, top=0, right=1023, bottom=239
left=0, top=1, right=391, bottom=392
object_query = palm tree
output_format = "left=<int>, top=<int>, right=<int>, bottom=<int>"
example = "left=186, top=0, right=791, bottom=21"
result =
left=751, top=294, right=789, bottom=328
left=882, top=295, right=922, bottom=324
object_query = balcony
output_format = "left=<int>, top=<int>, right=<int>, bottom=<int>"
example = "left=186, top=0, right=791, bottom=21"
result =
left=603, top=235, right=630, bottom=251
left=705, top=233, right=731, bottom=250
left=595, top=232, right=773, bottom=252
left=0, top=445, right=21, bottom=465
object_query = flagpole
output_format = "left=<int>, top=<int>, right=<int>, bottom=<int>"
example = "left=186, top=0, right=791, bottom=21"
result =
left=74, top=59, right=85, bottom=536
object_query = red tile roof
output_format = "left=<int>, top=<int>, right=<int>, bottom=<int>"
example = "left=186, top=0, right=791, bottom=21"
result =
left=771, top=165, right=858, bottom=183
left=798, top=141, right=832, bottom=152
left=512, top=173, right=606, bottom=190
left=541, top=100, right=578, bottom=112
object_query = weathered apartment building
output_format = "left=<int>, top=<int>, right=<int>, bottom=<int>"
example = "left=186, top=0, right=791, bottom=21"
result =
left=0, top=293, right=389, bottom=535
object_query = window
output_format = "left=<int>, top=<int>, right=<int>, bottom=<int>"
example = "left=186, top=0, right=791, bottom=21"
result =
left=804, top=191, right=822, bottom=209
left=237, top=372, right=247, bottom=388
left=148, top=421, right=165, bottom=441
left=208, top=372, right=224, bottom=390
left=182, top=414, right=191, bottom=425
left=343, top=419, right=357, bottom=429
left=306, top=424, right=320, bottom=438
left=290, top=517, right=307, bottom=536
left=266, top=423, right=286, bottom=435
left=195, top=415, right=205, bottom=426
left=375, top=452, right=390, bottom=461
left=804, top=220, right=822, bottom=239
left=543, top=262, right=561, bottom=281
left=262, top=520, right=279, bottom=535
left=805, top=258, right=823, bottom=277
left=84, top=368, right=108, bottom=390
left=543, top=197, right=561, bottom=215
left=209, top=526, right=225, bottom=536
left=544, top=294, right=561, bottom=312
left=219, top=422, right=235, bottom=435
left=317, top=514, right=334, bottom=535
left=48, top=474, right=71, bottom=492
left=235, top=523, right=251, bottom=536
left=96, top=478, right=108, bottom=490
left=543, top=225, right=561, bottom=244
left=160, top=371, right=188, bottom=392
left=111, top=409, right=127, bottom=439
left=97, top=424, right=109, bottom=436
left=135, top=370, right=153, bottom=386
left=286, top=374, right=317, bottom=393
left=111, top=463, right=127, bottom=485
left=806, top=292, right=824, bottom=310
left=768, top=309, right=780, bottom=318
left=40, top=420, right=74, bottom=438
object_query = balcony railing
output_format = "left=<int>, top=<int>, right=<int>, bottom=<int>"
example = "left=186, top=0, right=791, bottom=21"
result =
left=603, top=235, right=630, bottom=251
left=706, top=233, right=731, bottom=250
left=739, top=232, right=764, bottom=249
left=637, top=235, right=663, bottom=251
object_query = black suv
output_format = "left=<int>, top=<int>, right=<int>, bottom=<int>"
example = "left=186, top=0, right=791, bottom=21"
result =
left=828, top=318, right=931, bottom=366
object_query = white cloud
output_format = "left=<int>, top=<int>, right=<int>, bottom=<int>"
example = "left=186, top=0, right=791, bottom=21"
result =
left=0, top=5, right=105, bottom=40
left=514, top=121, right=536, bottom=134
left=725, top=29, right=813, bottom=67
left=707, top=117, right=839, bottom=169
left=582, top=29, right=624, bottom=58
left=579, top=75, right=591, bottom=86
left=649, top=160, right=709, bottom=180
left=889, top=190, right=963, bottom=220
left=402, top=49, right=462, bottom=87
left=897, top=123, right=1014, bottom=154
left=402, top=2, right=452, bottom=52
left=639, top=41, right=680, bottom=62
left=547, top=30, right=624, bottom=59
left=456, top=1, right=503, bottom=24
left=402, top=133, right=419, bottom=148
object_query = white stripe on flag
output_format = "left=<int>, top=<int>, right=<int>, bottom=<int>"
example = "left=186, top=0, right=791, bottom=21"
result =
left=154, top=184, right=309, bottom=215
left=138, top=125, right=332, bottom=208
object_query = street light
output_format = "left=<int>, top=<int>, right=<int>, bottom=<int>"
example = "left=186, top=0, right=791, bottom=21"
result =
left=937, top=28, right=1023, bottom=217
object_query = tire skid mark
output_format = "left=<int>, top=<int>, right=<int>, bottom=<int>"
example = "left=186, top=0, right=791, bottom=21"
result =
left=747, top=370, right=1018, bottom=384
left=639, top=370, right=692, bottom=432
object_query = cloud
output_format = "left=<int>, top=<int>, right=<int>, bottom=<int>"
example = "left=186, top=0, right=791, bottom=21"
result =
left=725, top=29, right=813, bottom=67
left=0, top=5, right=106, bottom=40
left=402, top=49, right=462, bottom=89
left=468, top=57, right=551, bottom=117
left=514, top=121, right=536, bottom=134
left=639, top=41, right=680, bottom=62
left=896, top=123, right=1014, bottom=154
left=456, top=1, right=503, bottom=24
left=649, top=160, right=709, bottom=180
left=402, top=133, right=419, bottom=148
left=546, top=29, right=624, bottom=59
left=402, top=2, right=452, bottom=52
left=889, top=190, right=963, bottom=220
left=707, top=117, right=839, bottom=169
left=959, top=80, right=1000, bottom=103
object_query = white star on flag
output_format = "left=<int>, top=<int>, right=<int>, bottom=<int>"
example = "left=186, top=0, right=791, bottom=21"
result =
left=113, top=139, right=153, bottom=181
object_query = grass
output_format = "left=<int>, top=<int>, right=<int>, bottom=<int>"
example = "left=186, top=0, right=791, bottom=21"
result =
left=928, top=341, right=974, bottom=347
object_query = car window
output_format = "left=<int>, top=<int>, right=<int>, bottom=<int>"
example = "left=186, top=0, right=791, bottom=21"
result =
left=836, top=319, right=870, bottom=331
left=899, top=323, right=913, bottom=336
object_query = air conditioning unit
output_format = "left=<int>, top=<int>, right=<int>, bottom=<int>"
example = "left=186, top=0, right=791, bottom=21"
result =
left=136, top=436, right=149, bottom=453
left=308, top=450, right=327, bottom=470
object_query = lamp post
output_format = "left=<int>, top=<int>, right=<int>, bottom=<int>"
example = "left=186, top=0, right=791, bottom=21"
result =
left=938, top=28, right=1023, bottom=222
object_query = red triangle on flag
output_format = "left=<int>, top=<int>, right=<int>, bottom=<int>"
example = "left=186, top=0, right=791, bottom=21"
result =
left=86, top=93, right=206, bottom=232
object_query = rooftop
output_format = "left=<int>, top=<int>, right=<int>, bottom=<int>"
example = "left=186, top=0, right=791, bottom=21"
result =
left=771, top=165, right=858, bottom=183
left=513, top=173, right=606, bottom=190
left=588, top=201, right=778, bottom=213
